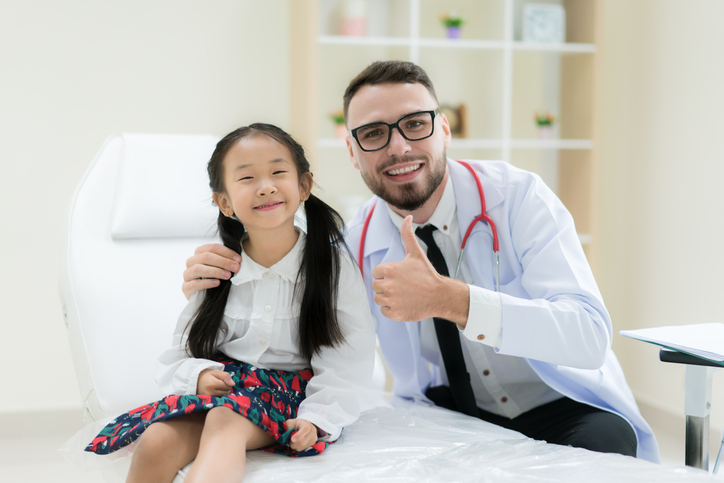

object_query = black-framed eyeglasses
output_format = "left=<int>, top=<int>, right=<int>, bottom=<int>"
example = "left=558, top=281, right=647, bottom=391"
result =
left=350, top=110, right=438, bottom=152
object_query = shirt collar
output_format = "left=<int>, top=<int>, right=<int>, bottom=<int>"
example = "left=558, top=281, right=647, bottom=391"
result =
left=386, top=173, right=456, bottom=235
left=230, top=230, right=304, bottom=285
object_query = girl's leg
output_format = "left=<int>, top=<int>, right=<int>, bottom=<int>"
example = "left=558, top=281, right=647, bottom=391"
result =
left=126, top=411, right=206, bottom=483
left=184, top=406, right=275, bottom=483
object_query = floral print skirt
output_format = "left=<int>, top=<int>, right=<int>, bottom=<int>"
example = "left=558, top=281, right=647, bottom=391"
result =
left=85, top=356, right=328, bottom=457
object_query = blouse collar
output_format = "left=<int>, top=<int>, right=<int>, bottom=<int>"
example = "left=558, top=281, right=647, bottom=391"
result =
left=230, top=230, right=304, bottom=285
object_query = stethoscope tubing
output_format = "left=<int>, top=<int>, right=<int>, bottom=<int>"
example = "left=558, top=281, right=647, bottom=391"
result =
left=359, top=160, right=501, bottom=292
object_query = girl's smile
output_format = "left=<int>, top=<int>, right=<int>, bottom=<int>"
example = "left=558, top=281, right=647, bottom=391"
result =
left=254, top=200, right=285, bottom=211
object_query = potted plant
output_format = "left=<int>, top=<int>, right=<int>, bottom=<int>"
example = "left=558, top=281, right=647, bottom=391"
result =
left=438, top=10, right=465, bottom=39
left=329, top=109, right=347, bottom=139
left=534, top=110, right=556, bottom=138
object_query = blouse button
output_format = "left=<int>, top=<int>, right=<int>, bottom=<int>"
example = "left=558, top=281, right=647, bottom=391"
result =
left=267, top=272, right=275, bottom=279
left=259, top=338, right=267, bottom=346
left=265, top=305, right=272, bottom=313
left=477, top=334, right=485, bottom=341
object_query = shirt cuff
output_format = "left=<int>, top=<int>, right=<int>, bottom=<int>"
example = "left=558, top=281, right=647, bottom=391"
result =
left=175, top=360, right=225, bottom=395
left=295, top=410, right=339, bottom=442
left=462, top=284, right=503, bottom=349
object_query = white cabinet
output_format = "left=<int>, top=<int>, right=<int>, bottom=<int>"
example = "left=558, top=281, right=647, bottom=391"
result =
left=291, top=0, right=601, bottom=270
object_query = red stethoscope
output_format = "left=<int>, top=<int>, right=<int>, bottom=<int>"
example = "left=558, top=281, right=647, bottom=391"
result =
left=358, top=160, right=501, bottom=292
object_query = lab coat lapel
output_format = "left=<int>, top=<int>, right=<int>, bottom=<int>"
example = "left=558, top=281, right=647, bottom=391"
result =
left=364, top=199, right=425, bottom=397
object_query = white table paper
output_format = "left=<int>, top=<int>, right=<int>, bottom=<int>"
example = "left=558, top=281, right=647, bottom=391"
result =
left=620, top=323, right=724, bottom=362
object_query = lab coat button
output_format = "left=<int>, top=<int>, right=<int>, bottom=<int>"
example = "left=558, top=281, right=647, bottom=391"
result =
left=501, top=397, right=508, bottom=403
left=483, top=370, right=490, bottom=376
left=265, top=305, right=272, bottom=313
left=477, top=334, right=485, bottom=341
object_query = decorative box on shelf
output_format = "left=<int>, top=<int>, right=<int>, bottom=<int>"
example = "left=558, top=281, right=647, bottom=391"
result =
left=522, top=3, right=566, bottom=43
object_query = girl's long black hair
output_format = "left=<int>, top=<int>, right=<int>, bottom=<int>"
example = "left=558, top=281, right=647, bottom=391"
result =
left=185, top=123, right=348, bottom=362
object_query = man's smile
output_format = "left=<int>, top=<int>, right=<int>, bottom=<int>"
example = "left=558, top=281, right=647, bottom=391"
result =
left=385, top=163, right=422, bottom=176
left=381, top=161, right=425, bottom=183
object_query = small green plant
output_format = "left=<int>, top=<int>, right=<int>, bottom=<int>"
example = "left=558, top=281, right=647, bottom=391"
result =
left=438, top=10, right=465, bottom=28
left=328, top=108, right=345, bottom=125
left=534, top=110, right=555, bottom=127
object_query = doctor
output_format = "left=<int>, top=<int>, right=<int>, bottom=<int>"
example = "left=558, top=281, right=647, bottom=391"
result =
left=183, top=61, right=658, bottom=462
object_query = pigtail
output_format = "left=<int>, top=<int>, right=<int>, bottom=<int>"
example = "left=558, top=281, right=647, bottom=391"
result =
left=185, top=212, right=245, bottom=360
left=184, top=126, right=249, bottom=360
left=297, top=193, right=349, bottom=361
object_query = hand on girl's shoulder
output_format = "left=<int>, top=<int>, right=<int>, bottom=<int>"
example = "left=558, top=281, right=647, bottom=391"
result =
left=196, top=368, right=235, bottom=396
left=285, top=418, right=319, bottom=452
left=182, top=243, right=241, bottom=299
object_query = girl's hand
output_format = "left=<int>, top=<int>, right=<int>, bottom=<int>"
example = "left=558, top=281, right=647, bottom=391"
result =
left=286, top=419, right=319, bottom=451
left=197, top=369, right=235, bottom=396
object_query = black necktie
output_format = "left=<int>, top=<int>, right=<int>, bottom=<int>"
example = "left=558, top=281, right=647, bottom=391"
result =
left=415, top=225, right=479, bottom=417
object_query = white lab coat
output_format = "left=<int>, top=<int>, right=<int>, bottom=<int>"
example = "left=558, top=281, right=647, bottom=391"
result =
left=346, top=159, right=659, bottom=462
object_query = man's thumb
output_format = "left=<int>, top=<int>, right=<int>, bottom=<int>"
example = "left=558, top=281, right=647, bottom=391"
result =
left=401, top=215, right=423, bottom=257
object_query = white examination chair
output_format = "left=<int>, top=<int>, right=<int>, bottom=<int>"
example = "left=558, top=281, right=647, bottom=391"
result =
left=60, top=134, right=717, bottom=483
left=59, top=133, right=225, bottom=480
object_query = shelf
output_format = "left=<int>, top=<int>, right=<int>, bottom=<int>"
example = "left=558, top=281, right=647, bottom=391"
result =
left=318, top=35, right=412, bottom=46
left=509, top=139, right=594, bottom=150
left=319, top=36, right=595, bottom=54
left=449, top=139, right=503, bottom=149
left=317, top=138, right=593, bottom=150
left=303, top=0, right=601, bottom=269
left=512, top=42, right=596, bottom=54
left=417, top=39, right=506, bottom=50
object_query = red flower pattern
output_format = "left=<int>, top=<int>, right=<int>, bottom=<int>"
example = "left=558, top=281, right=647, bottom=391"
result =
left=85, top=359, right=330, bottom=458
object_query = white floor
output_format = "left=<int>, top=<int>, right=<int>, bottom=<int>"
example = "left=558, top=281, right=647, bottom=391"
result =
left=0, top=433, right=105, bottom=483
left=0, top=408, right=104, bottom=482
left=0, top=405, right=719, bottom=483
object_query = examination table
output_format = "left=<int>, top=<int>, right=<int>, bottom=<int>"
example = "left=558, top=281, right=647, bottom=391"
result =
left=59, top=134, right=719, bottom=482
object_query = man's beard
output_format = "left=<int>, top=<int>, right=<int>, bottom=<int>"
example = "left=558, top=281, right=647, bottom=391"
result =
left=360, top=150, right=447, bottom=212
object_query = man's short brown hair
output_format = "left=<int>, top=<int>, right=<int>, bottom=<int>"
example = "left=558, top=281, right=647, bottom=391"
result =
left=342, top=61, right=439, bottom=124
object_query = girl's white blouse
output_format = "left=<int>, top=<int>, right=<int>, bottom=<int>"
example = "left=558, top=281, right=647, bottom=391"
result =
left=156, top=232, right=377, bottom=441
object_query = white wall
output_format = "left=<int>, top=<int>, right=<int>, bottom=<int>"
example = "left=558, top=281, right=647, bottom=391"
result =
left=599, top=0, right=724, bottom=433
left=0, top=0, right=291, bottom=413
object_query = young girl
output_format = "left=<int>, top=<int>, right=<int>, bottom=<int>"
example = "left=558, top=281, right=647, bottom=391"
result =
left=85, top=124, right=376, bottom=482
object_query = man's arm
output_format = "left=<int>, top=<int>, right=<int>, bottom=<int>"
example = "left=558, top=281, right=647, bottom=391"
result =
left=461, top=170, right=611, bottom=370
left=182, top=243, right=240, bottom=299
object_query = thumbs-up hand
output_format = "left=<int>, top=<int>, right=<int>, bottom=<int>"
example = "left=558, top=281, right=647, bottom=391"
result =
left=372, top=215, right=458, bottom=322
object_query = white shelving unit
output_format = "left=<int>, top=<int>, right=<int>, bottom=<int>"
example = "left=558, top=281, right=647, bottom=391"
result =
left=291, top=0, right=601, bottom=269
